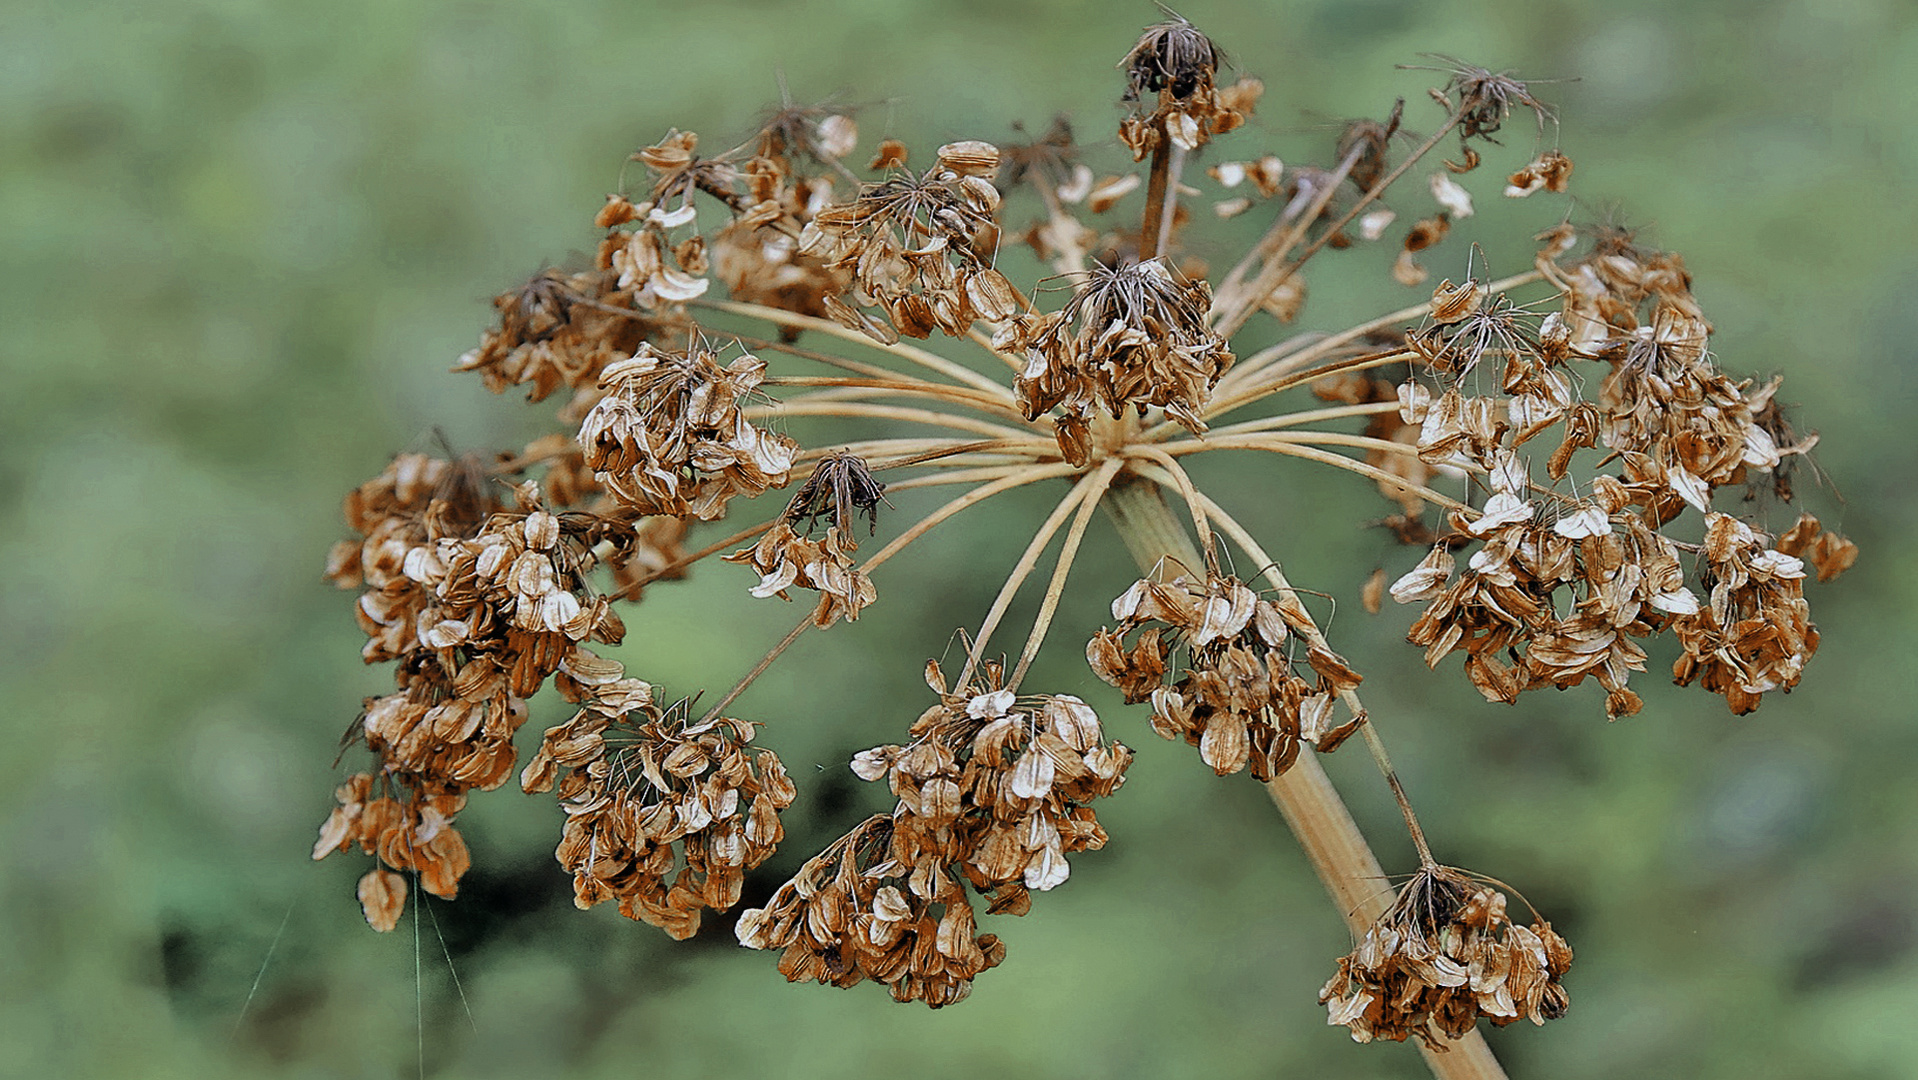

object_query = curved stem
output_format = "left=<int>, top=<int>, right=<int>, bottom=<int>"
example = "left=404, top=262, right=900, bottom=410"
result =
left=1213, top=143, right=1365, bottom=327
left=696, top=463, right=1078, bottom=723
left=695, top=298, right=1015, bottom=400
left=1201, top=350, right=1417, bottom=424
left=1142, top=473, right=1433, bottom=866
left=1224, top=270, right=1546, bottom=396
left=1121, top=445, right=1216, bottom=570
left=1007, top=458, right=1123, bottom=687
left=1155, top=434, right=1472, bottom=513
left=955, top=467, right=1103, bottom=689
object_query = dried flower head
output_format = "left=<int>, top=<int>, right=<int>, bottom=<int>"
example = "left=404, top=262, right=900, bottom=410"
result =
left=736, top=661, right=1130, bottom=1006
left=1321, top=864, right=1572, bottom=1046
left=313, top=17, right=1854, bottom=1073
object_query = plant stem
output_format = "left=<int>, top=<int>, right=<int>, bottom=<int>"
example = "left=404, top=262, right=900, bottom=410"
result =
left=1140, top=145, right=1171, bottom=260
left=1099, top=476, right=1506, bottom=1080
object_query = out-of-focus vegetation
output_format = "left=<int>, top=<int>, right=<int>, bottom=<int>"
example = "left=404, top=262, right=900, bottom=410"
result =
left=3, top=0, right=1915, bottom=1076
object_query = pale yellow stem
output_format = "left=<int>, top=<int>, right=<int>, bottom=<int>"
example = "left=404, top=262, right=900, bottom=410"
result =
left=753, top=401, right=1035, bottom=441
left=1205, top=401, right=1402, bottom=438
left=881, top=463, right=1071, bottom=494
left=1120, top=445, right=1215, bottom=569
left=1213, top=144, right=1365, bottom=326
left=1214, top=112, right=1468, bottom=339
left=955, top=467, right=1103, bottom=689
left=1008, top=458, right=1123, bottom=687
left=696, top=298, right=1014, bottom=400
left=1100, top=477, right=1506, bottom=1080
left=861, top=464, right=1080, bottom=573
left=1216, top=269, right=1547, bottom=401
left=1201, top=351, right=1417, bottom=424
left=765, top=376, right=1025, bottom=419
left=1155, top=434, right=1471, bottom=513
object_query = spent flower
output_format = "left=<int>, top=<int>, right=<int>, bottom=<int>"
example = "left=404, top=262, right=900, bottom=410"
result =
left=312, top=14, right=1853, bottom=1073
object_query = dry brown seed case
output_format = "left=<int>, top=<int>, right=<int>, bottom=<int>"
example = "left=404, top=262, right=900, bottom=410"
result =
left=313, top=11, right=1852, bottom=1070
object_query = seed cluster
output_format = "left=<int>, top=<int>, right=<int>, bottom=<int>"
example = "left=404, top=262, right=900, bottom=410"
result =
left=578, top=342, right=798, bottom=520
left=1387, top=222, right=1853, bottom=718
left=800, top=142, right=1020, bottom=342
left=1001, top=258, right=1234, bottom=462
left=317, top=458, right=655, bottom=928
left=1088, top=571, right=1364, bottom=780
left=1117, top=12, right=1260, bottom=156
left=736, top=663, right=1131, bottom=1006
left=520, top=690, right=796, bottom=939
left=1320, top=866, right=1573, bottom=1047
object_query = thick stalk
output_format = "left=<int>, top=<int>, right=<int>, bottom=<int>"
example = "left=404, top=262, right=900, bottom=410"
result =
left=1099, top=476, right=1507, bottom=1080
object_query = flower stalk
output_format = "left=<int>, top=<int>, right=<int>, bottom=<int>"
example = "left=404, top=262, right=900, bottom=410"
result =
left=1100, top=477, right=1502, bottom=1079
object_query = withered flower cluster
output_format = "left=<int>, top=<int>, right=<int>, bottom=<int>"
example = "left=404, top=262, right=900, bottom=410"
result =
left=1320, top=865, right=1572, bottom=1046
left=313, top=12, right=1854, bottom=1069
left=1386, top=219, right=1855, bottom=718
left=1117, top=10, right=1260, bottom=156
left=722, top=452, right=888, bottom=626
left=1003, top=258, right=1233, bottom=460
left=1088, top=569, right=1362, bottom=779
left=800, top=141, right=1020, bottom=342
left=735, top=661, right=1131, bottom=1006
left=520, top=689, right=796, bottom=939
left=579, top=341, right=798, bottom=520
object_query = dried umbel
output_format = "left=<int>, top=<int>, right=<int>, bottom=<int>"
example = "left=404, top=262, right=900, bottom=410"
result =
left=1004, top=258, right=1233, bottom=456
left=578, top=340, right=798, bottom=520
left=314, top=13, right=1854, bottom=1072
left=1087, top=568, right=1362, bottom=779
left=736, top=662, right=1130, bottom=1006
left=520, top=690, right=796, bottom=939
left=1320, top=865, right=1572, bottom=1047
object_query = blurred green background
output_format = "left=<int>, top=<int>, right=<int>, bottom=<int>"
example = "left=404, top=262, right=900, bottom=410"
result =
left=3, top=0, right=1914, bottom=1077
